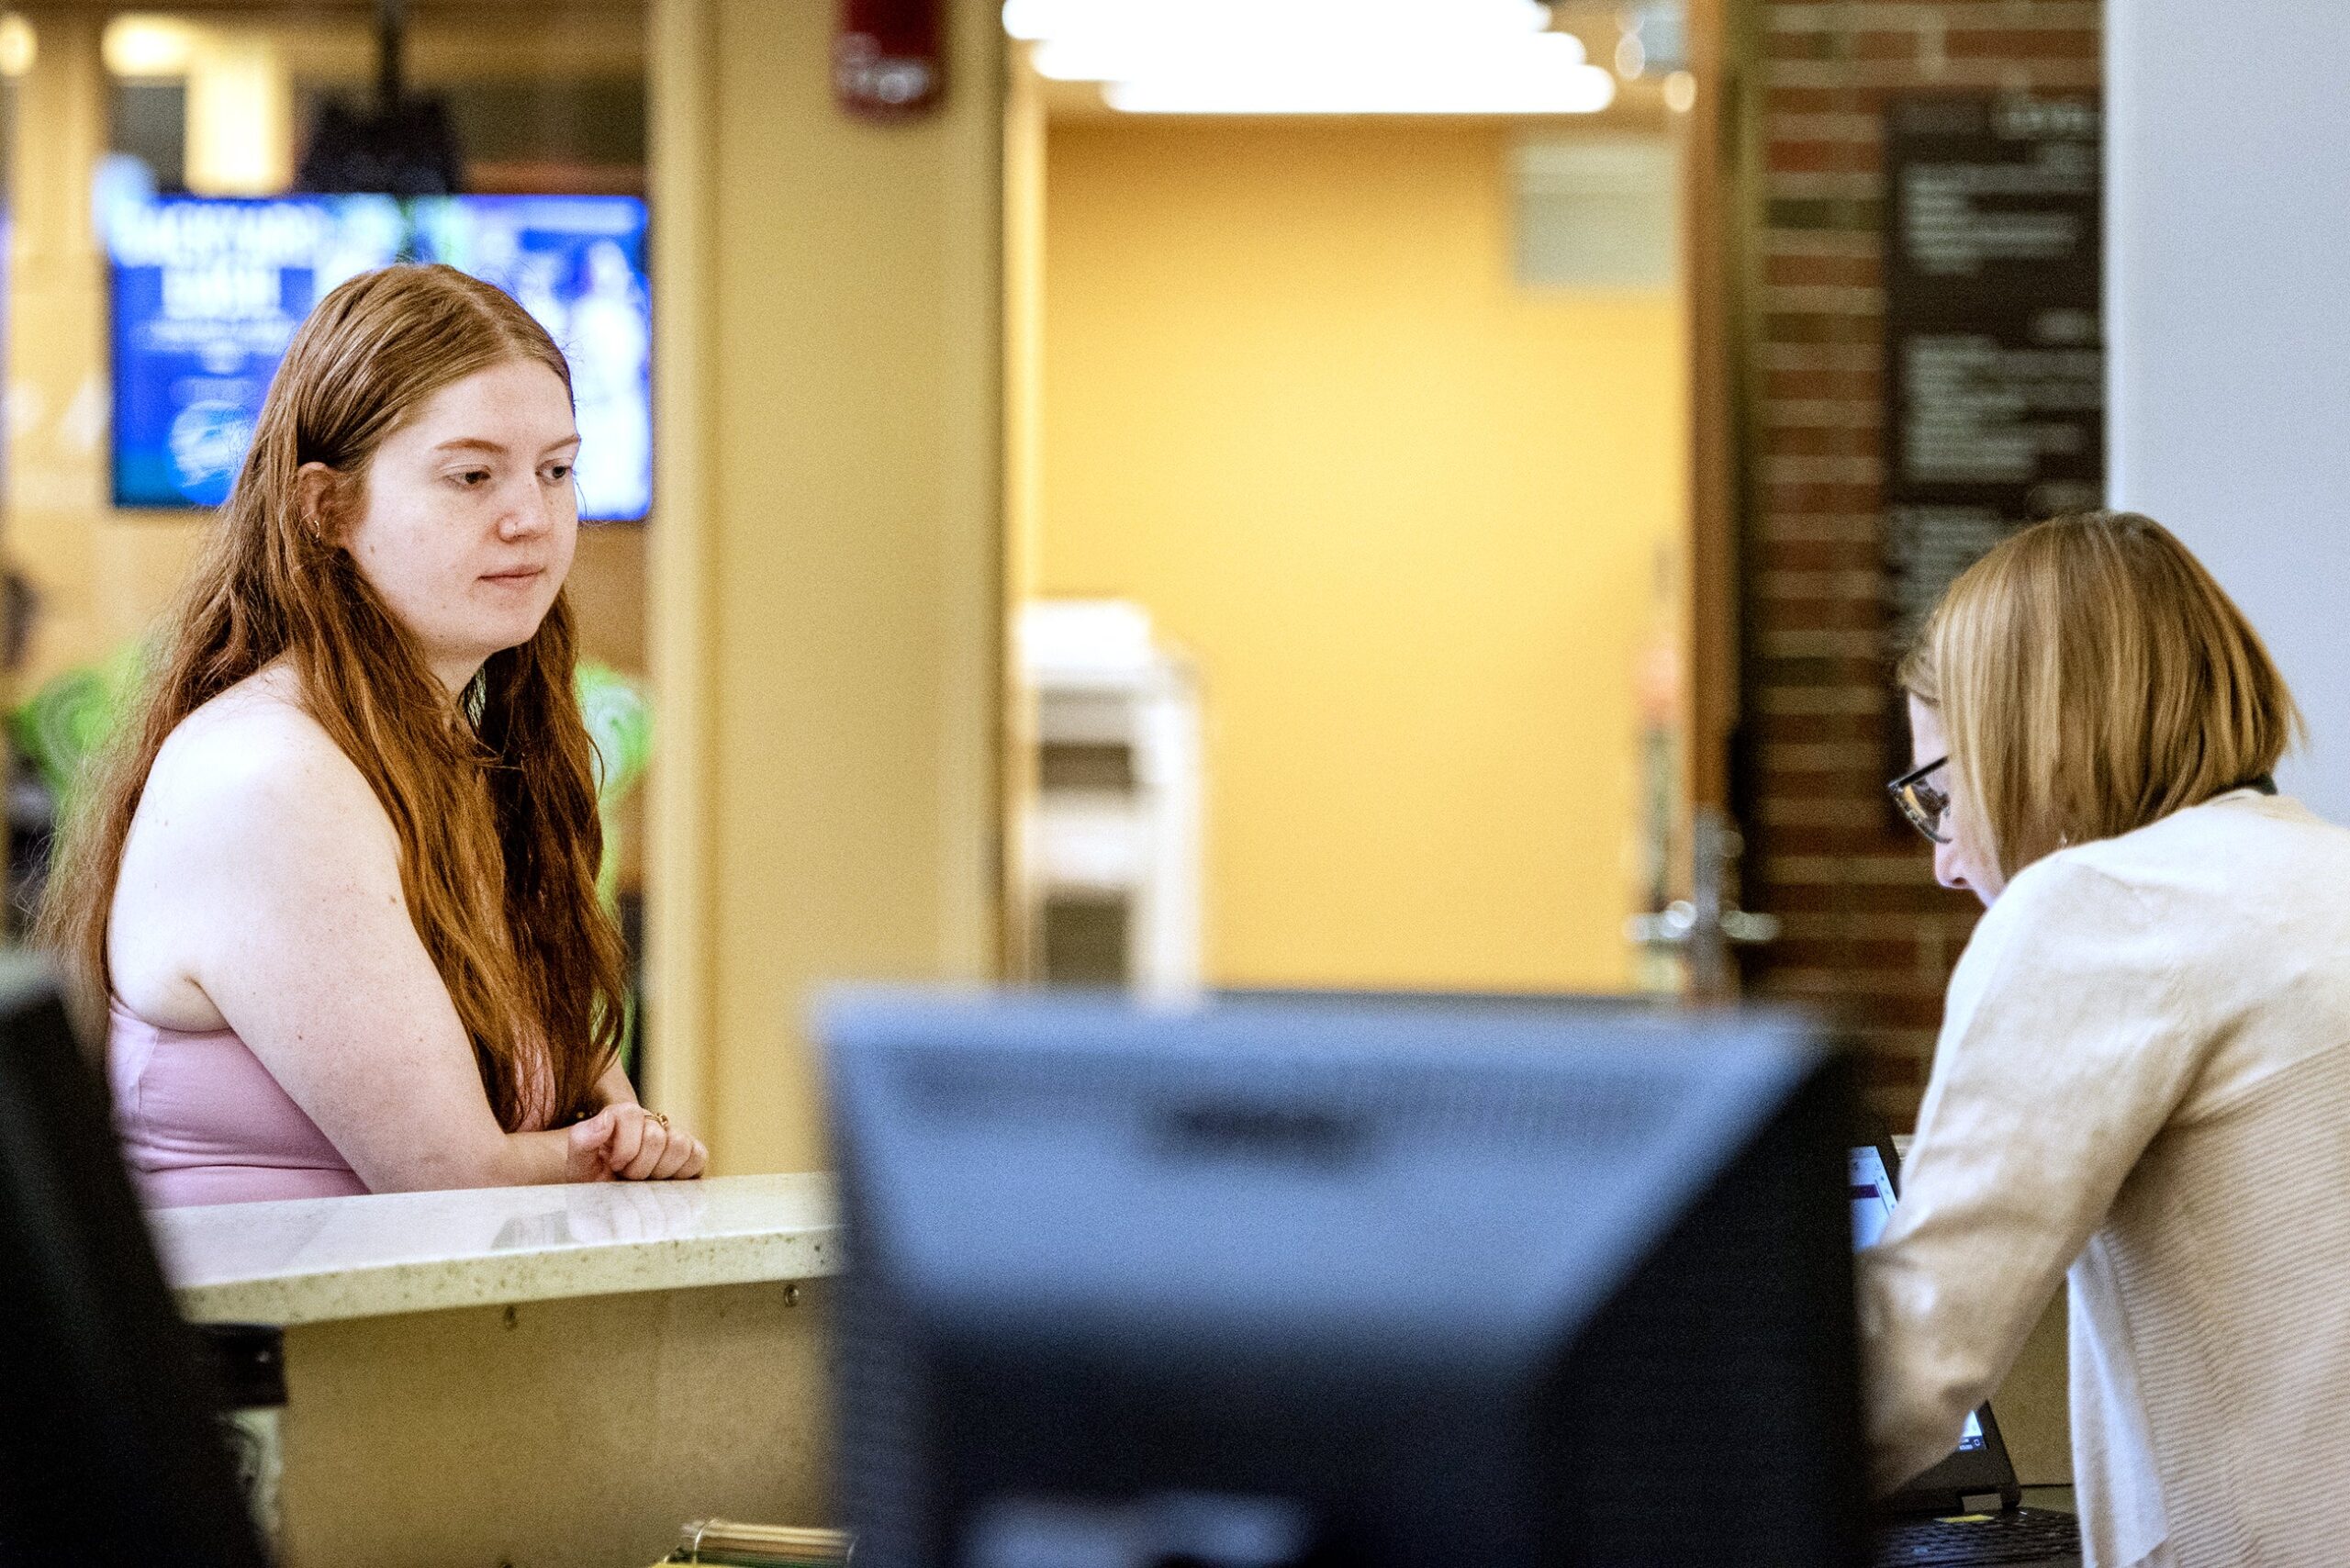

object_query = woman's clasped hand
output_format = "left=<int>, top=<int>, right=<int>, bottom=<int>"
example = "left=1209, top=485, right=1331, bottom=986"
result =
left=565, top=1101, right=710, bottom=1183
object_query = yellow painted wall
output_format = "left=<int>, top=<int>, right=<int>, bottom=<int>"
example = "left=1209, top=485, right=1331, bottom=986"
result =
left=1041, top=120, right=1684, bottom=992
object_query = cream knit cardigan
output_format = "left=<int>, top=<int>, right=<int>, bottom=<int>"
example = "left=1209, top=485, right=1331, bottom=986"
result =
left=1860, top=790, right=2350, bottom=1568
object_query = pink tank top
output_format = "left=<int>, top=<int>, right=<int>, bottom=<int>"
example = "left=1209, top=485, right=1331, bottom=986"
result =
left=107, top=999, right=368, bottom=1208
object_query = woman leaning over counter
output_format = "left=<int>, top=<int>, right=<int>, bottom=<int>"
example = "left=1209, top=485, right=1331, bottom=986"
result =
left=39, top=263, right=706, bottom=1207
left=1863, top=511, right=2350, bottom=1567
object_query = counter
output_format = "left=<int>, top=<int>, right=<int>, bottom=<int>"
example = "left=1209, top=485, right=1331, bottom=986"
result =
left=152, top=1176, right=843, bottom=1568
left=153, top=1171, right=839, bottom=1326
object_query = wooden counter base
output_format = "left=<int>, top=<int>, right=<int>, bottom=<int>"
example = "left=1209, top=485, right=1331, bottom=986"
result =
left=278, top=1277, right=832, bottom=1568
left=152, top=1176, right=843, bottom=1567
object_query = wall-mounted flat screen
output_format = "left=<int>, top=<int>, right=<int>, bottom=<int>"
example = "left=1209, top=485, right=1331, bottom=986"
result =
left=107, top=195, right=650, bottom=521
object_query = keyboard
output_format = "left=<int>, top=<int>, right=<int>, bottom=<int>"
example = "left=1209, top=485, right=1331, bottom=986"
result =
left=1874, top=1507, right=2082, bottom=1566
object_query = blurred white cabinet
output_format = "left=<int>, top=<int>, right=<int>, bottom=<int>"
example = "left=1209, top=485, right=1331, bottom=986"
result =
left=1014, top=600, right=1203, bottom=995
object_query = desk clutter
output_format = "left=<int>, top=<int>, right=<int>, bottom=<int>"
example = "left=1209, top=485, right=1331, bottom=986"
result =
left=664, top=1518, right=854, bottom=1566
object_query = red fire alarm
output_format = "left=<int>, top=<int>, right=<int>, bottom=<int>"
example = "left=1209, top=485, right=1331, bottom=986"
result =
left=836, top=0, right=946, bottom=119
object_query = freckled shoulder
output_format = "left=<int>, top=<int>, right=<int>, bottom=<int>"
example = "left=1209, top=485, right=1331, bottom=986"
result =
left=139, top=676, right=395, bottom=856
left=111, top=673, right=409, bottom=1025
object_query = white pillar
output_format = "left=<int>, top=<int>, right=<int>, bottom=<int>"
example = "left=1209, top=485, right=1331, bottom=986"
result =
left=2107, top=3, right=2350, bottom=820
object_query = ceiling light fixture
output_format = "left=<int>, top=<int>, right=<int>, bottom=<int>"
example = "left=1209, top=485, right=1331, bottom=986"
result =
left=1008, top=0, right=1555, bottom=46
left=103, top=17, right=201, bottom=78
left=0, top=15, right=36, bottom=78
left=1103, top=38, right=1615, bottom=116
left=1010, top=0, right=1613, bottom=117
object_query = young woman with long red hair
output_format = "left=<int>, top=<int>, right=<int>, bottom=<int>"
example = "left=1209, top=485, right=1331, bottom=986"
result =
left=40, top=263, right=706, bottom=1206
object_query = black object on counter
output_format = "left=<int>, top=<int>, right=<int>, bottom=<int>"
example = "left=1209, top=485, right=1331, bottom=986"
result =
left=196, top=1323, right=289, bottom=1551
left=196, top=1323, right=287, bottom=1411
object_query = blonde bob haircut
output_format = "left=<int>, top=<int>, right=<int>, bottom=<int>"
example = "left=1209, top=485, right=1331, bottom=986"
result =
left=1898, top=510, right=2300, bottom=884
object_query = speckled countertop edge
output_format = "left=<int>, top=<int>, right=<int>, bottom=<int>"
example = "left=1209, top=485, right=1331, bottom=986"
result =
left=174, top=1222, right=845, bottom=1326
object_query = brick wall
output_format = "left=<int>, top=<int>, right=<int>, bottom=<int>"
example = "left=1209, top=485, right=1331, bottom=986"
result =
left=1734, top=0, right=2102, bottom=1126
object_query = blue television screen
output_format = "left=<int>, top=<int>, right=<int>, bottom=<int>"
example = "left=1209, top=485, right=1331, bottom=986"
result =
left=107, top=194, right=651, bottom=521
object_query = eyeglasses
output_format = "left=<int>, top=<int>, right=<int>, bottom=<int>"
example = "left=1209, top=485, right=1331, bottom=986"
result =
left=1887, top=756, right=1952, bottom=845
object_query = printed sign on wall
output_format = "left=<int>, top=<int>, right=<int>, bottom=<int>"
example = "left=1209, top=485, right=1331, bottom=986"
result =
left=1881, top=94, right=2104, bottom=654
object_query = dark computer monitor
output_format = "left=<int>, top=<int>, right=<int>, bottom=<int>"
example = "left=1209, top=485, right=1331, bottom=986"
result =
left=0, top=956, right=268, bottom=1567
left=822, top=990, right=1864, bottom=1568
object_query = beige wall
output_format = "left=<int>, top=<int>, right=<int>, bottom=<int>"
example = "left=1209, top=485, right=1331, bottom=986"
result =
left=648, top=0, right=1002, bottom=1171
left=6, top=10, right=197, bottom=691
left=1040, top=120, right=1686, bottom=993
